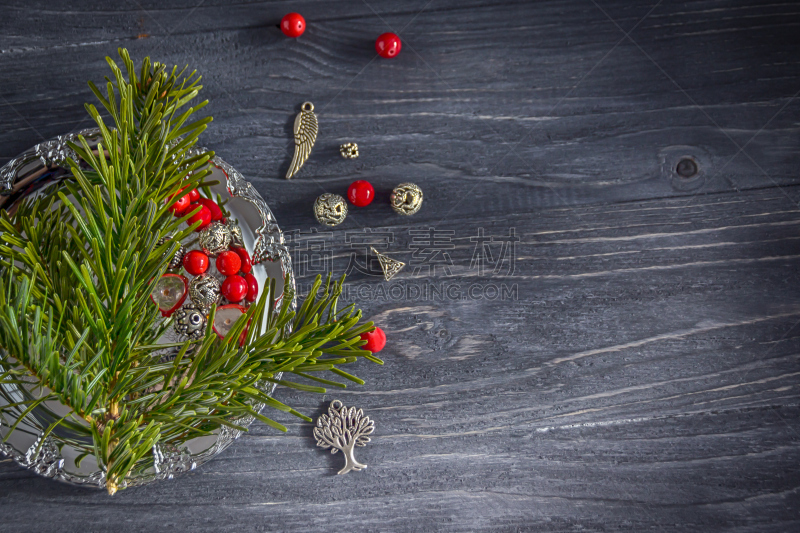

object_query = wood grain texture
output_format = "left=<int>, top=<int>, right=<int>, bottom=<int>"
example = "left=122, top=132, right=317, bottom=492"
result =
left=2, top=0, right=800, bottom=531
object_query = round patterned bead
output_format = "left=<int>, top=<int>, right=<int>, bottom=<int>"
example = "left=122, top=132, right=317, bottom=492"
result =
left=244, top=272, right=258, bottom=302
left=221, top=275, right=248, bottom=302
left=189, top=273, right=221, bottom=310
left=198, top=221, right=232, bottom=256
left=281, top=12, right=306, bottom=38
left=226, top=219, right=244, bottom=248
left=390, top=183, right=423, bottom=215
left=173, top=305, right=207, bottom=340
left=375, top=32, right=401, bottom=58
left=216, top=250, right=242, bottom=276
left=339, top=142, right=359, bottom=159
left=313, top=193, right=348, bottom=227
left=183, top=250, right=209, bottom=276
left=347, top=180, right=375, bottom=207
left=186, top=204, right=212, bottom=230
left=157, top=237, right=185, bottom=270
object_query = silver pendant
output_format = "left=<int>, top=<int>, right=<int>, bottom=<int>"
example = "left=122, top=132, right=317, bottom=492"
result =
left=286, top=102, right=318, bottom=179
left=314, top=400, right=374, bottom=475
left=371, top=247, right=405, bottom=281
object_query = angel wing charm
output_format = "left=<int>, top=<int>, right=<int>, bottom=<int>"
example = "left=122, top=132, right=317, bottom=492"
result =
left=286, top=102, right=318, bottom=179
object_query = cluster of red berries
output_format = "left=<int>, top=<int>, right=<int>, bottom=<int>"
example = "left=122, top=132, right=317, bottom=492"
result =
left=280, top=13, right=401, bottom=59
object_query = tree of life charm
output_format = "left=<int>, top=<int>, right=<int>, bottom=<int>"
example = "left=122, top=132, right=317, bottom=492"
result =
left=314, top=400, right=375, bottom=475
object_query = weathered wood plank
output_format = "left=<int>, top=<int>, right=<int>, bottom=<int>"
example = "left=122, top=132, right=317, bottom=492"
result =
left=2, top=0, right=800, bottom=531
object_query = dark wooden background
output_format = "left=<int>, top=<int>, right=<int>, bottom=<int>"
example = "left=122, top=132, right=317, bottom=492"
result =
left=2, top=0, right=800, bottom=531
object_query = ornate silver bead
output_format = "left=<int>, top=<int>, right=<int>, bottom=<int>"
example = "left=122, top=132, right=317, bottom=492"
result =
left=339, top=142, right=359, bottom=159
left=198, top=222, right=231, bottom=256
left=157, top=237, right=185, bottom=270
left=189, top=273, right=221, bottom=310
left=313, top=193, right=348, bottom=227
left=226, top=218, right=244, bottom=248
left=173, top=305, right=207, bottom=340
left=390, top=183, right=423, bottom=216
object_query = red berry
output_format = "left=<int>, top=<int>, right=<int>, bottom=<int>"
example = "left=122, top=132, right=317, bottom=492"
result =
left=196, top=197, right=223, bottom=221
left=183, top=250, right=209, bottom=276
left=221, top=275, right=248, bottom=302
left=347, top=180, right=375, bottom=207
left=188, top=188, right=200, bottom=202
left=244, top=272, right=258, bottom=302
left=216, top=250, right=242, bottom=276
left=360, top=326, right=386, bottom=353
left=186, top=204, right=212, bottom=230
left=375, top=32, right=401, bottom=58
left=169, top=192, right=192, bottom=215
left=233, top=247, right=252, bottom=274
left=281, top=13, right=306, bottom=38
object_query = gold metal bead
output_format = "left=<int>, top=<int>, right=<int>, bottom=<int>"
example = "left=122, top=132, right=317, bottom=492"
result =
left=390, top=183, right=423, bottom=215
left=314, top=193, right=348, bottom=227
left=339, top=142, right=359, bottom=159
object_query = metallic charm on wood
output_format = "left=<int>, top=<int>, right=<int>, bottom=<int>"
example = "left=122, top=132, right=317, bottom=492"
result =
left=314, top=193, right=348, bottom=226
left=286, top=102, right=318, bottom=179
left=390, top=183, right=423, bottom=215
left=339, top=142, right=359, bottom=159
left=314, top=400, right=374, bottom=475
left=372, top=247, right=405, bottom=281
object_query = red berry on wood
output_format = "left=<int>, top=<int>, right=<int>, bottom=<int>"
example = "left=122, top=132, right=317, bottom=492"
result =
left=186, top=204, right=212, bottom=230
left=360, top=326, right=386, bottom=353
left=281, top=13, right=306, bottom=38
left=188, top=188, right=200, bottom=202
left=244, top=272, right=258, bottom=302
left=196, top=197, right=223, bottom=221
left=232, top=247, right=252, bottom=274
left=375, top=32, right=401, bottom=58
left=221, top=275, right=248, bottom=302
left=347, top=180, right=375, bottom=207
left=169, top=192, right=192, bottom=215
left=183, top=250, right=209, bottom=276
left=216, top=250, right=242, bottom=276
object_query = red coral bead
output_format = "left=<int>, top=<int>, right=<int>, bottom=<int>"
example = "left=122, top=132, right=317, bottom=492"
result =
left=281, top=13, right=306, bottom=38
left=347, top=180, right=375, bottom=207
left=232, top=247, right=252, bottom=274
left=186, top=204, right=212, bottom=230
left=221, top=275, right=248, bottom=302
left=188, top=188, right=200, bottom=202
left=196, top=197, right=223, bottom=221
left=375, top=32, right=401, bottom=58
left=183, top=250, right=209, bottom=276
left=244, top=272, right=258, bottom=302
left=216, top=250, right=242, bottom=276
left=360, top=326, right=386, bottom=353
left=169, top=192, right=192, bottom=215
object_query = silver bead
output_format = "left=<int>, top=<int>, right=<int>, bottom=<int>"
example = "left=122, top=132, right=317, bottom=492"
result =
left=173, top=305, right=207, bottom=340
left=390, top=183, right=423, bottom=216
left=339, top=142, right=359, bottom=159
left=226, top=218, right=244, bottom=248
left=157, top=236, right=185, bottom=270
left=198, top=222, right=231, bottom=256
left=189, top=273, right=221, bottom=310
left=313, top=193, right=348, bottom=227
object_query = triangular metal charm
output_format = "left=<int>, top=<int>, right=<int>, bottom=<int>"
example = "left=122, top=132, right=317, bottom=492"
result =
left=371, top=247, right=405, bottom=281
